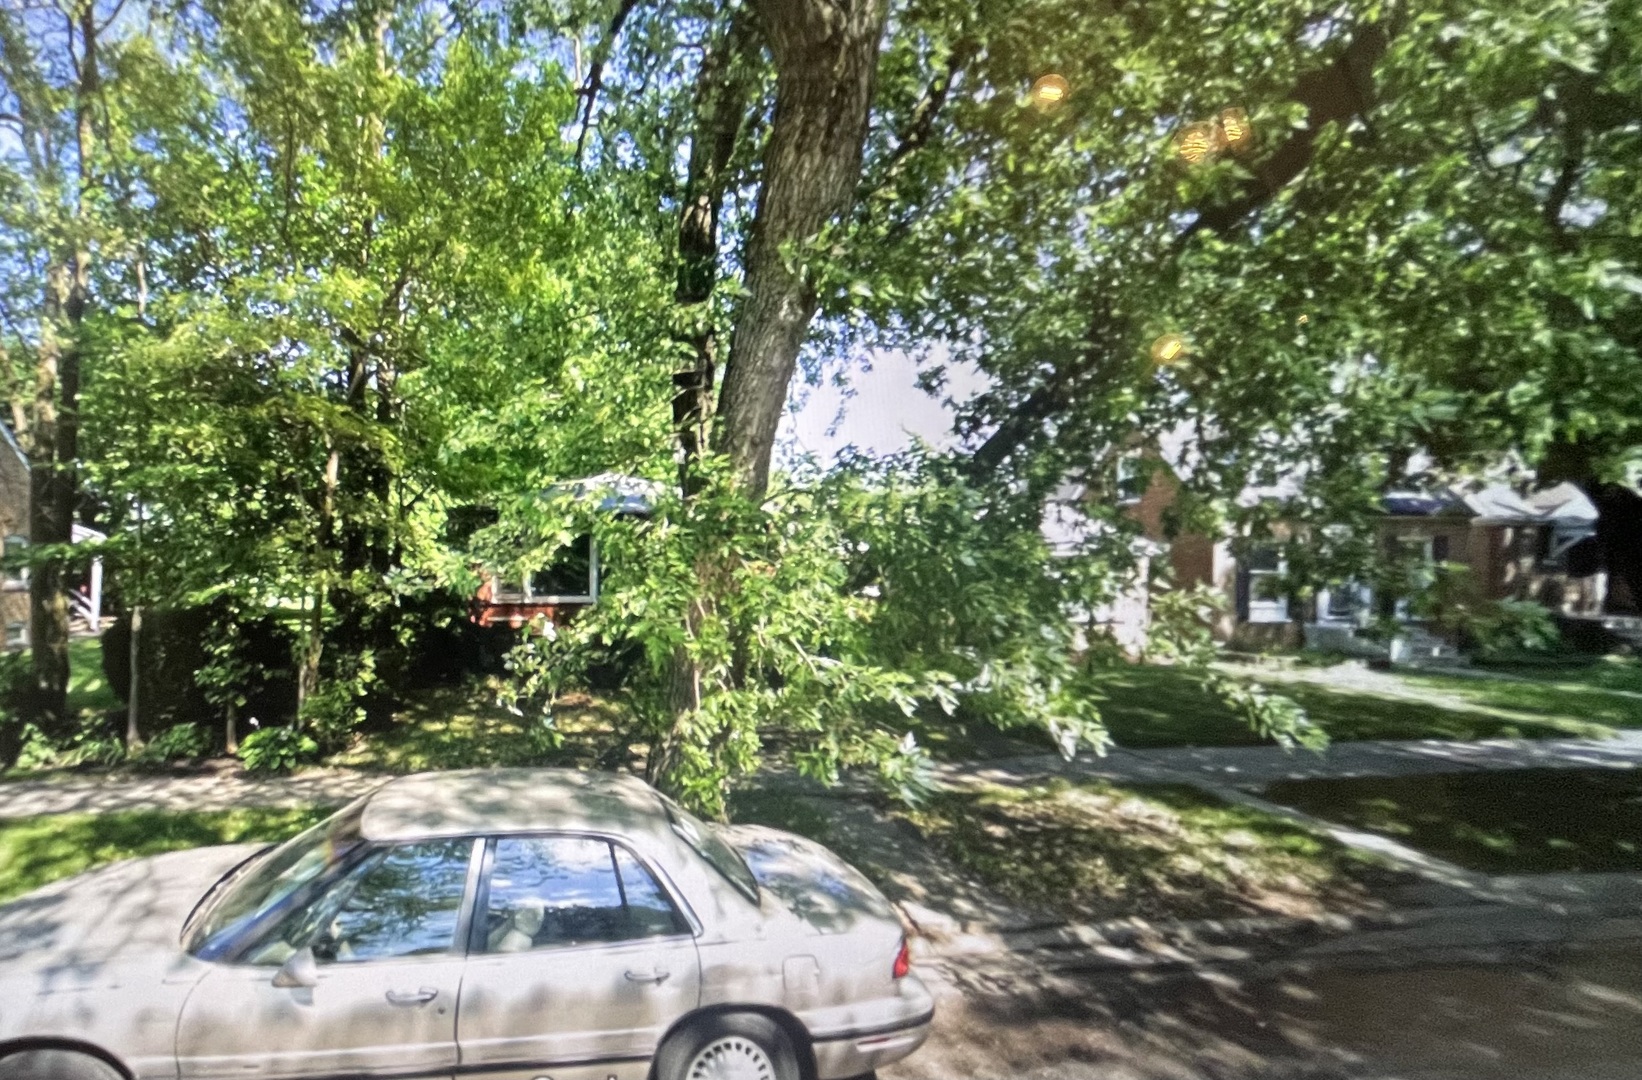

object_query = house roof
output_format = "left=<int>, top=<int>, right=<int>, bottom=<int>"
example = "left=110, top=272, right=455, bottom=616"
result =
left=0, top=424, right=29, bottom=472
left=542, top=472, right=664, bottom=516
left=1460, top=484, right=1543, bottom=523
left=1379, top=491, right=1468, bottom=517
left=1526, top=481, right=1600, bottom=525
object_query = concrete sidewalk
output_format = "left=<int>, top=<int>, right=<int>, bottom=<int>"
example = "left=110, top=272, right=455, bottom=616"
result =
left=934, top=730, right=1642, bottom=791
left=1, top=731, right=1636, bottom=822
left=0, top=765, right=378, bottom=820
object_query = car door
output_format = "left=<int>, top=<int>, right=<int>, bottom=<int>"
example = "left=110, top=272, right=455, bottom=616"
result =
left=456, top=834, right=701, bottom=1080
left=177, top=837, right=478, bottom=1080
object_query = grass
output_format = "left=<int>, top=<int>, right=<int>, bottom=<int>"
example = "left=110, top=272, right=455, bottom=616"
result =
left=1092, top=662, right=1639, bottom=749
left=67, top=637, right=119, bottom=718
left=893, top=779, right=1408, bottom=922
left=1398, top=661, right=1642, bottom=731
left=1264, top=768, right=1642, bottom=874
left=0, top=805, right=331, bottom=905
left=329, top=682, right=642, bottom=774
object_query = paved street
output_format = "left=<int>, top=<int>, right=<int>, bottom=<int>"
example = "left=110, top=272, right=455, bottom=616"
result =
left=889, top=940, right=1642, bottom=1080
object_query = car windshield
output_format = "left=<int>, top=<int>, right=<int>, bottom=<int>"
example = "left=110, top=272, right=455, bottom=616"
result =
left=657, top=793, right=759, bottom=903
left=185, top=799, right=368, bottom=956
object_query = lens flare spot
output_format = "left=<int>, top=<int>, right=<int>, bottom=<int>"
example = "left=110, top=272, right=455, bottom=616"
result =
left=1218, top=107, right=1253, bottom=153
left=1151, top=334, right=1188, bottom=364
left=1030, top=74, right=1070, bottom=111
left=1175, top=122, right=1215, bottom=165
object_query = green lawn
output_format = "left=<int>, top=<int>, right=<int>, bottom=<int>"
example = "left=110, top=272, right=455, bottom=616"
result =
left=0, top=806, right=331, bottom=905
left=329, top=683, right=642, bottom=773
left=68, top=636, right=119, bottom=717
left=1264, top=768, right=1642, bottom=874
left=1398, top=662, right=1642, bottom=731
left=1092, top=663, right=1639, bottom=749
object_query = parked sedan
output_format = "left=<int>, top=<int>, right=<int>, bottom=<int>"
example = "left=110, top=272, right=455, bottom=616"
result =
left=0, top=768, right=932, bottom=1080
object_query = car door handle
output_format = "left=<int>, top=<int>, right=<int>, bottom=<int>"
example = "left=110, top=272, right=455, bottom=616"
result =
left=386, top=987, right=439, bottom=1005
left=625, top=968, right=670, bottom=985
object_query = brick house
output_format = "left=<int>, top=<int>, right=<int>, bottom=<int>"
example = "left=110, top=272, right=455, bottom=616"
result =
left=1095, top=462, right=1615, bottom=658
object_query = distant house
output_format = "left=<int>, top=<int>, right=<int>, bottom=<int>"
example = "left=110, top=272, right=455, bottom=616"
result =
left=0, top=425, right=106, bottom=652
left=1091, top=462, right=1629, bottom=660
left=468, top=473, right=662, bottom=632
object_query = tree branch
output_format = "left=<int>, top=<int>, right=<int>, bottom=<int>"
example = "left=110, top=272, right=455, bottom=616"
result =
left=969, top=26, right=1393, bottom=476
left=574, top=0, right=643, bottom=168
left=864, top=37, right=976, bottom=197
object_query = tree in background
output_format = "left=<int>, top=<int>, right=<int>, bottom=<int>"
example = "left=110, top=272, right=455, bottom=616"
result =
left=0, top=0, right=119, bottom=736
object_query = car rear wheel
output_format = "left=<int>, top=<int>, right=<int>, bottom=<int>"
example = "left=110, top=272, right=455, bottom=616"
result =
left=658, top=1013, right=800, bottom=1080
left=0, top=1049, right=124, bottom=1080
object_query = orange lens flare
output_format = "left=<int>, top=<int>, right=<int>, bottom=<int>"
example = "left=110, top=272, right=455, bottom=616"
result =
left=1151, top=334, right=1187, bottom=364
left=1218, top=107, right=1253, bottom=153
left=1175, top=123, right=1214, bottom=165
left=1030, top=74, right=1070, bottom=111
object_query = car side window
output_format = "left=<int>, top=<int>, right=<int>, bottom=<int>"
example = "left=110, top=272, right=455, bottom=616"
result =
left=482, top=836, right=686, bottom=952
left=247, top=839, right=473, bottom=966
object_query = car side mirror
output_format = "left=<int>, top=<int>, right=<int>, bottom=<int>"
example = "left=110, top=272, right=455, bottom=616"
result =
left=272, top=946, right=319, bottom=989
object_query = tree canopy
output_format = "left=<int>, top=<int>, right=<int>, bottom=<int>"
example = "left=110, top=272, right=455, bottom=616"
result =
left=1, top=0, right=1636, bottom=806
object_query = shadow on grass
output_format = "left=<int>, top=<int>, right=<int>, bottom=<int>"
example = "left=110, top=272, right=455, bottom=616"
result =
left=1264, top=768, right=1642, bottom=874
left=893, top=780, right=1409, bottom=923
left=333, top=683, right=644, bottom=774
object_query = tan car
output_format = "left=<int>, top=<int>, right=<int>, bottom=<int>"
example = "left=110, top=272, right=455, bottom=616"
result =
left=0, top=769, right=932, bottom=1080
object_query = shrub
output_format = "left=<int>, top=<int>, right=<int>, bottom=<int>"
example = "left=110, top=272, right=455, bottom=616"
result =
left=299, top=652, right=376, bottom=754
left=131, top=722, right=210, bottom=768
left=1465, top=600, right=1562, bottom=658
left=240, top=727, right=319, bottom=774
left=103, top=602, right=298, bottom=741
left=0, top=651, right=32, bottom=769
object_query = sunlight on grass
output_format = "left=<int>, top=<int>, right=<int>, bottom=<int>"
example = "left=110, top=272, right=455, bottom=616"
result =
left=1095, top=663, right=1629, bottom=749
left=0, top=806, right=331, bottom=904
left=330, top=682, right=640, bottom=773
left=897, top=779, right=1407, bottom=922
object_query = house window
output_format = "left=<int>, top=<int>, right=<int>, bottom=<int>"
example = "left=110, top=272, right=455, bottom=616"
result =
left=1323, top=583, right=1366, bottom=622
left=490, top=535, right=599, bottom=606
left=1115, top=456, right=1147, bottom=505
left=1538, top=525, right=1594, bottom=572
left=5, top=622, right=25, bottom=648
left=3, top=535, right=26, bottom=590
left=1241, top=545, right=1289, bottom=624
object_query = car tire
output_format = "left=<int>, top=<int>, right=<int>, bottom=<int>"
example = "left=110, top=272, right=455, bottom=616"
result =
left=657, top=1012, right=801, bottom=1080
left=0, top=1049, right=124, bottom=1080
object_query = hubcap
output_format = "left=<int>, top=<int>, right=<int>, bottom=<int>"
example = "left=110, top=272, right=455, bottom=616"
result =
left=684, top=1035, right=776, bottom=1080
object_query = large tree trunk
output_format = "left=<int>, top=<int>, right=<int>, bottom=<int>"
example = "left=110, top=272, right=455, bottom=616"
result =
left=713, top=0, right=889, bottom=496
left=656, top=13, right=760, bottom=763
left=27, top=266, right=73, bottom=735
left=671, top=10, right=754, bottom=483
left=26, top=6, right=98, bottom=736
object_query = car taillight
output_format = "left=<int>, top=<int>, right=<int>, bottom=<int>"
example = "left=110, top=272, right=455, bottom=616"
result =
left=892, top=937, right=911, bottom=979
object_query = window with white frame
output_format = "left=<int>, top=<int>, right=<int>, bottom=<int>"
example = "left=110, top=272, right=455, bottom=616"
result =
left=1115, top=455, right=1147, bottom=505
left=2, top=535, right=26, bottom=590
left=490, top=535, right=599, bottom=605
left=5, top=621, right=25, bottom=648
left=1242, top=544, right=1289, bottom=623
left=1320, top=582, right=1369, bottom=623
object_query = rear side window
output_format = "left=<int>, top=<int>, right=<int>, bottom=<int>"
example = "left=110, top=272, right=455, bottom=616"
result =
left=481, top=836, right=687, bottom=951
left=658, top=796, right=759, bottom=903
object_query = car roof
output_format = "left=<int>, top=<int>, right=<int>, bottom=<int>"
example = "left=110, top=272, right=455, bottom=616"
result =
left=357, top=768, right=675, bottom=843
